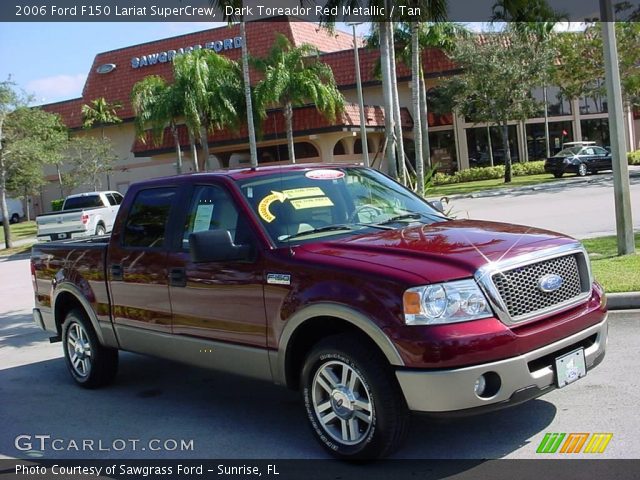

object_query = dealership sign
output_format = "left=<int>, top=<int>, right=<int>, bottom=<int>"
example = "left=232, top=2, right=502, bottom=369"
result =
left=131, top=37, right=243, bottom=69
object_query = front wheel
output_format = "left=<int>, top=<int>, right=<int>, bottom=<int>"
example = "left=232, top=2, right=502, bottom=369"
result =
left=10, top=213, right=20, bottom=224
left=301, top=334, right=409, bottom=460
left=62, top=309, right=118, bottom=388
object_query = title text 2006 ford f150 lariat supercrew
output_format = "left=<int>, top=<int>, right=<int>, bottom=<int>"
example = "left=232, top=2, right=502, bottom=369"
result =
left=31, top=165, right=607, bottom=459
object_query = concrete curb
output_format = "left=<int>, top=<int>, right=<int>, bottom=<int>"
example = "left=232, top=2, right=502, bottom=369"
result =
left=607, top=292, right=640, bottom=310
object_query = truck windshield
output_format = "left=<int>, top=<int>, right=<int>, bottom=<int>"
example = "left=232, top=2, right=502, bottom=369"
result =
left=63, top=195, right=103, bottom=210
left=236, top=167, right=447, bottom=245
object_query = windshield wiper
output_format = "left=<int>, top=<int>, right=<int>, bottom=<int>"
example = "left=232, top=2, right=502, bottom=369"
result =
left=375, top=212, right=424, bottom=226
left=280, top=224, right=355, bottom=241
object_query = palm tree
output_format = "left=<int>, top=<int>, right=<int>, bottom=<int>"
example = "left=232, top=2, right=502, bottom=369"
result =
left=131, top=75, right=185, bottom=174
left=254, top=34, right=344, bottom=164
left=173, top=49, right=244, bottom=171
left=81, top=97, right=121, bottom=189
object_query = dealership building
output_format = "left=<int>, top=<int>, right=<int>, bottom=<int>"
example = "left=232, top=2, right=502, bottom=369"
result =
left=39, top=17, right=640, bottom=214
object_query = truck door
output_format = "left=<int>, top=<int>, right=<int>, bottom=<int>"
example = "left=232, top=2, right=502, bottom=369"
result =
left=107, top=186, right=178, bottom=346
left=166, top=183, right=267, bottom=349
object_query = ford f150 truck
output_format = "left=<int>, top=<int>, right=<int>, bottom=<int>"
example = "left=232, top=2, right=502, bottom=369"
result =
left=31, top=165, right=607, bottom=459
left=36, top=191, right=123, bottom=242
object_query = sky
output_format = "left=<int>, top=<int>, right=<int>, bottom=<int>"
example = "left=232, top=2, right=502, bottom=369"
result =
left=0, top=21, right=371, bottom=106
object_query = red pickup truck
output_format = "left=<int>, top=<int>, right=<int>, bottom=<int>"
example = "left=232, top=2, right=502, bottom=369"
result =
left=31, top=165, right=607, bottom=459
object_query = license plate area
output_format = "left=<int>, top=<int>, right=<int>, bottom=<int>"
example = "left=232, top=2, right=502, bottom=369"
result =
left=555, top=347, right=586, bottom=388
left=57, top=233, right=68, bottom=240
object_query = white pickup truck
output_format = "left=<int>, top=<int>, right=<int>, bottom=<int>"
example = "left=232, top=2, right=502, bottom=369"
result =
left=36, top=191, right=123, bottom=242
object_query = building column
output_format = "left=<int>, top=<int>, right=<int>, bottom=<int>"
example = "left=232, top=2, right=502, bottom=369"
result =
left=572, top=98, right=582, bottom=142
left=518, top=121, right=528, bottom=162
left=453, top=112, right=469, bottom=171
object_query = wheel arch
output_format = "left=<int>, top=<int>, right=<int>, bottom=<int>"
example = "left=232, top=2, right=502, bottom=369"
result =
left=274, top=303, right=404, bottom=390
left=53, top=284, right=105, bottom=345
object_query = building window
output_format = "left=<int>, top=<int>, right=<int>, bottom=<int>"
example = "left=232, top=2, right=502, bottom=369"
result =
left=531, top=85, right=572, bottom=117
left=466, top=125, right=519, bottom=167
left=581, top=119, right=610, bottom=146
left=333, top=139, right=346, bottom=156
left=354, top=138, right=373, bottom=154
left=580, top=80, right=608, bottom=114
left=428, top=130, right=457, bottom=173
left=525, top=121, right=574, bottom=159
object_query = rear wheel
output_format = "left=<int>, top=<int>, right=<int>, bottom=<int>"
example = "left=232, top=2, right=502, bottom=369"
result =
left=62, top=309, right=118, bottom=388
left=95, top=224, right=106, bottom=236
left=10, top=213, right=20, bottom=224
left=301, top=334, right=409, bottom=460
left=578, top=163, right=588, bottom=177
left=553, top=172, right=564, bottom=178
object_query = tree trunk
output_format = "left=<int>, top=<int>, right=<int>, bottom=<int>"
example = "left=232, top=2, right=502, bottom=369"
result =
left=189, top=131, right=199, bottom=172
left=240, top=21, right=259, bottom=168
left=412, top=23, right=424, bottom=197
left=284, top=101, right=295, bottom=164
left=419, top=66, right=431, bottom=170
left=56, top=164, right=64, bottom=198
left=25, top=189, right=31, bottom=222
left=487, top=125, right=494, bottom=166
left=502, top=123, right=512, bottom=183
left=388, top=23, right=407, bottom=185
left=200, top=126, right=210, bottom=171
left=0, top=155, right=13, bottom=248
left=379, top=23, right=397, bottom=179
left=172, top=125, right=183, bottom=175
left=543, top=83, right=551, bottom=158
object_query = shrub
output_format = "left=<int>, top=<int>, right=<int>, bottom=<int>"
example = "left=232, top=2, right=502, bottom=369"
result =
left=51, top=199, right=64, bottom=211
left=628, top=150, right=640, bottom=165
left=431, top=160, right=546, bottom=185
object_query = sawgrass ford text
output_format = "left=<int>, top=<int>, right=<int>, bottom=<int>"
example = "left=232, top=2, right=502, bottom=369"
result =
left=16, top=464, right=280, bottom=476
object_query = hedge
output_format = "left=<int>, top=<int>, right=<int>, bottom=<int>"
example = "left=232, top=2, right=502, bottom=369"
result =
left=432, top=160, right=546, bottom=185
left=51, top=199, right=64, bottom=211
left=629, top=150, right=640, bottom=165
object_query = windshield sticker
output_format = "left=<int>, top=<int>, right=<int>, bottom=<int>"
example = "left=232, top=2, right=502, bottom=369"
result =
left=193, top=204, right=214, bottom=232
left=258, top=190, right=287, bottom=223
left=290, top=197, right=334, bottom=210
left=305, top=169, right=345, bottom=180
left=282, top=187, right=325, bottom=199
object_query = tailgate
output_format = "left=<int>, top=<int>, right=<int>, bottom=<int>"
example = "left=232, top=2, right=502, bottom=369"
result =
left=37, top=210, right=89, bottom=237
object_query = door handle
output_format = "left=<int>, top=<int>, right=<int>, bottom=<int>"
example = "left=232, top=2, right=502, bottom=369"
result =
left=169, top=268, right=186, bottom=288
left=110, top=264, right=123, bottom=281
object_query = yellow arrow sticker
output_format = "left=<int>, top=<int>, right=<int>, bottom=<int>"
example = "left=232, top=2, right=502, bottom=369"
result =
left=290, top=197, right=334, bottom=210
left=282, top=187, right=325, bottom=199
left=258, top=191, right=287, bottom=223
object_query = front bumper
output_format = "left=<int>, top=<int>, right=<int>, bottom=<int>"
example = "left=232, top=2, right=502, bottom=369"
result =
left=396, top=315, right=607, bottom=413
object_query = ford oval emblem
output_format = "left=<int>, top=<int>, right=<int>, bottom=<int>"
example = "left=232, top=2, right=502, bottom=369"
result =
left=96, top=63, right=116, bottom=74
left=539, top=273, right=563, bottom=293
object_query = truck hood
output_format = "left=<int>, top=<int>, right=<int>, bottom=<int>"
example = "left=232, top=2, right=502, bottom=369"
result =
left=297, top=219, right=577, bottom=284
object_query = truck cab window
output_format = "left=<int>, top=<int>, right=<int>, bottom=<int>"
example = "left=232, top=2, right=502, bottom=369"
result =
left=183, top=185, right=244, bottom=249
left=123, top=188, right=176, bottom=248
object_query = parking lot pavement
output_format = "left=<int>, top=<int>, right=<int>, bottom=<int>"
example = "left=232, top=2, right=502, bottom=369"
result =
left=1, top=258, right=639, bottom=460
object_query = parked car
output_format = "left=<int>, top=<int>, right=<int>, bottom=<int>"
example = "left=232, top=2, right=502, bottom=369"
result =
left=36, top=191, right=123, bottom=242
left=0, top=197, right=24, bottom=224
left=31, top=165, right=607, bottom=459
left=544, top=141, right=612, bottom=178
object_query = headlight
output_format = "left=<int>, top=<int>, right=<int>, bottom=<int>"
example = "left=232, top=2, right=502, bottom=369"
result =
left=403, top=279, right=493, bottom=325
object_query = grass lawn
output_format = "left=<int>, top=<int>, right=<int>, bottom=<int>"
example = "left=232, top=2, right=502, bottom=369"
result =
left=0, top=220, right=37, bottom=243
left=428, top=173, right=562, bottom=197
left=582, top=233, right=640, bottom=293
left=0, top=243, right=34, bottom=258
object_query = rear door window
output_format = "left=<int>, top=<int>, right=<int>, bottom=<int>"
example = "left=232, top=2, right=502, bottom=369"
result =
left=63, top=195, right=103, bottom=210
left=123, top=188, right=177, bottom=248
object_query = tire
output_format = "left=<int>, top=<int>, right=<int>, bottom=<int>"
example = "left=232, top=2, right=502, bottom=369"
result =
left=95, top=224, right=106, bottom=236
left=553, top=172, right=563, bottom=178
left=61, top=309, right=118, bottom=388
left=578, top=163, right=587, bottom=177
left=10, top=213, right=20, bottom=224
left=301, top=334, right=409, bottom=460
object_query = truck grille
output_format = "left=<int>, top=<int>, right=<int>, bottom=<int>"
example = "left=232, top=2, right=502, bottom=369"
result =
left=491, top=254, right=586, bottom=322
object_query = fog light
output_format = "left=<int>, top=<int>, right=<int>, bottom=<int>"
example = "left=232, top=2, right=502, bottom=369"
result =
left=474, top=375, right=487, bottom=396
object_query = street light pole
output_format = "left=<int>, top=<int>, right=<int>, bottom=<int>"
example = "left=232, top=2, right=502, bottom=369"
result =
left=348, top=22, right=370, bottom=167
left=600, top=0, right=635, bottom=255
